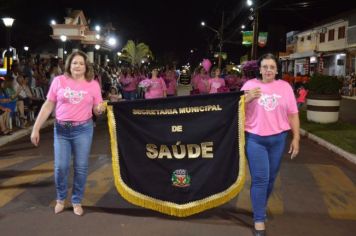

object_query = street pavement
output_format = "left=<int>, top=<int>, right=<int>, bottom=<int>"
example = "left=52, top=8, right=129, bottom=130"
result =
left=0, top=97, right=356, bottom=235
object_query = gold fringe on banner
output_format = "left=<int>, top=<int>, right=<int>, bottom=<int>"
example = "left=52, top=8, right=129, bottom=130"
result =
left=106, top=95, right=246, bottom=217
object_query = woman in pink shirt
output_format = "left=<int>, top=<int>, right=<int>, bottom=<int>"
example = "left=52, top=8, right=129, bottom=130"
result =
left=164, top=66, right=177, bottom=96
left=208, top=67, right=226, bottom=94
left=241, top=53, right=300, bottom=236
left=191, top=66, right=209, bottom=94
left=30, top=51, right=105, bottom=216
left=119, top=67, right=138, bottom=100
left=144, top=68, right=167, bottom=99
left=296, top=85, right=308, bottom=109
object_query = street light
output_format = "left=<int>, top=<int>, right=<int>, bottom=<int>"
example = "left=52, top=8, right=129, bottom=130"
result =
left=60, top=35, right=67, bottom=60
left=50, top=19, right=56, bottom=25
left=2, top=17, right=15, bottom=76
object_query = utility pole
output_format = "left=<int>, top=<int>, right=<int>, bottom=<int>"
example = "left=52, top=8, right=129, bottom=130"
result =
left=251, top=9, right=259, bottom=60
left=217, top=11, right=224, bottom=69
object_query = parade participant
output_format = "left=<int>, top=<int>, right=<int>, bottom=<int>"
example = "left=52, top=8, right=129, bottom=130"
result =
left=119, top=67, right=138, bottom=100
left=144, top=68, right=167, bottom=99
left=191, top=66, right=209, bottom=94
left=164, top=65, right=177, bottom=96
left=241, top=53, right=300, bottom=236
left=30, top=51, right=105, bottom=216
left=208, top=67, right=225, bottom=94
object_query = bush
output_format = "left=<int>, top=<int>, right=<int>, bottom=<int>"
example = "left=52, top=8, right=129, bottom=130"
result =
left=307, top=74, right=342, bottom=95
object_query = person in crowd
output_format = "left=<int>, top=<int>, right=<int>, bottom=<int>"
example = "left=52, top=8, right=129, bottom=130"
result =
left=0, top=78, right=12, bottom=134
left=296, top=85, right=308, bottom=109
left=191, top=66, right=209, bottom=94
left=107, top=86, right=122, bottom=102
left=241, top=53, right=300, bottom=236
left=144, top=67, right=167, bottom=99
left=119, top=67, right=138, bottom=100
left=30, top=51, right=105, bottom=216
left=164, top=65, right=177, bottom=96
left=208, top=67, right=226, bottom=94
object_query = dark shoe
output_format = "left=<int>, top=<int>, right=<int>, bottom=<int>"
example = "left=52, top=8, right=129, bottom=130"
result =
left=254, top=229, right=266, bottom=236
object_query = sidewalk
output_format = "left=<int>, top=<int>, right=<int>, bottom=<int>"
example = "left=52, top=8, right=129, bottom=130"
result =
left=0, top=119, right=54, bottom=147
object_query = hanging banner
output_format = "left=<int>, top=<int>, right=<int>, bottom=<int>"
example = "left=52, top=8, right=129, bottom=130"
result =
left=242, top=31, right=253, bottom=46
left=107, top=92, right=246, bottom=217
left=258, top=32, right=268, bottom=47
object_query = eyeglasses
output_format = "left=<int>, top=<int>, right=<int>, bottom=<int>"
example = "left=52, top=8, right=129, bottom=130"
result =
left=261, top=65, right=277, bottom=71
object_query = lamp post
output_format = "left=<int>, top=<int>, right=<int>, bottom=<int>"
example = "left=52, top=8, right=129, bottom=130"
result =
left=60, top=35, right=67, bottom=60
left=2, top=17, right=15, bottom=76
left=201, top=12, right=225, bottom=69
left=247, top=0, right=259, bottom=60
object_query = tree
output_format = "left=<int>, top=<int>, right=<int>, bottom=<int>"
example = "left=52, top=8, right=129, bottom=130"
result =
left=119, top=40, right=154, bottom=67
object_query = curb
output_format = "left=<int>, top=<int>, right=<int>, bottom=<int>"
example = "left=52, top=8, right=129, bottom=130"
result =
left=300, top=128, right=356, bottom=165
left=0, top=119, right=54, bottom=147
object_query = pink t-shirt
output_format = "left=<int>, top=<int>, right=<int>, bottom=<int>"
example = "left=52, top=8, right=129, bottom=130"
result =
left=208, top=78, right=226, bottom=94
left=165, top=71, right=177, bottom=95
left=145, top=77, right=167, bottom=99
left=47, top=75, right=103, bottom=122
left=297, top=88, right=308, bottom=103
left=120, top=75, right=138, bottom=92
left=192, top=74, right=209, bottom=94
left=241, top=79, right=298, bottom=136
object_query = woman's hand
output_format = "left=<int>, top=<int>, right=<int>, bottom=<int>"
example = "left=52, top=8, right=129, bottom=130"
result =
left=245, top=87, right=261, bottom=103
left=288, top=138, right=299, bottom=159
left=31, top=129, right=40, bottom=147
left=94, top=102, right=106, bottom=115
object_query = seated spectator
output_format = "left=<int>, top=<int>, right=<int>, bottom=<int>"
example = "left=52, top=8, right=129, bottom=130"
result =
left=107, top=86, right=123, bottom=102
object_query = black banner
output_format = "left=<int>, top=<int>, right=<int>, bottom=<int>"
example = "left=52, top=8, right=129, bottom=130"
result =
left=107, top=92, right=246, bottom=217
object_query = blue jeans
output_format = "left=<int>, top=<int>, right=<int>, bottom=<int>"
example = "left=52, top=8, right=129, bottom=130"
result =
left=122, top=90, right=137, bottom=100
left=245, top=131, right=288, bottom=223
left=54, top=120, right=93, bottom=204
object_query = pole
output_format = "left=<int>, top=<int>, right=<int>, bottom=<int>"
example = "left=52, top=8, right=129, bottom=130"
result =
left=251, top=9, right=259, bottom=60
left=6, top=27, right=11, bottom=76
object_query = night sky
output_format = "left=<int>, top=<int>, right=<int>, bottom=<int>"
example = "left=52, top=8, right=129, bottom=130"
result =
left=1, top=0, right=356, bottom=65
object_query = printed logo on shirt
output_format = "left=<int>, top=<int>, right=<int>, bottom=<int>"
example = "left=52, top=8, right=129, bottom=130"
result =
left=258, top=93, right=282, bottom=111
left=63, top=87, right=88, bottom=104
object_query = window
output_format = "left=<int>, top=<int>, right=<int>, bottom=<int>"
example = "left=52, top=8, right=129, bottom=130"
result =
left=300, top=37, right=304, bottom=42
left=320, top=33, right=325, bottom=43
left=307, top=35, right=311, bottom=40
left=338, top=26, right=345, bottom=39
left=328, top=29, right=335, bottom=41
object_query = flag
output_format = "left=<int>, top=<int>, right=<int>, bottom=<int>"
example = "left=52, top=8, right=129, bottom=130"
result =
left=107, top=92, right=246, bottom=217
left=258, top=32, right=268, bottom=47
left=242, top=31, right=253, bottom=46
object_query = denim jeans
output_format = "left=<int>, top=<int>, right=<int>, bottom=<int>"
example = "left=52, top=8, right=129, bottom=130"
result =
left=54, top=120, right=93, bottom=204
left=245, top=131, right=288, bottom=223
left=122, top=90, right=137, bottom=100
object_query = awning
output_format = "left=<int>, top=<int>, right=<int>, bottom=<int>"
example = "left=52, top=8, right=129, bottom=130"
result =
left=289, top=51, right=319, bottom=59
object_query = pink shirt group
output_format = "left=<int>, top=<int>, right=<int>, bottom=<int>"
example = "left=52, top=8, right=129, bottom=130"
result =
left=241, top=79, right=298, bottom=136
left=144, top=77, right=167, bottom=99
left=47, top=75, right=103, bottom=122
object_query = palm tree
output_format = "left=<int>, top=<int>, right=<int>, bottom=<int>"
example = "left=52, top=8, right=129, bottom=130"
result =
left=119, top=40, right=154, bottom=67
